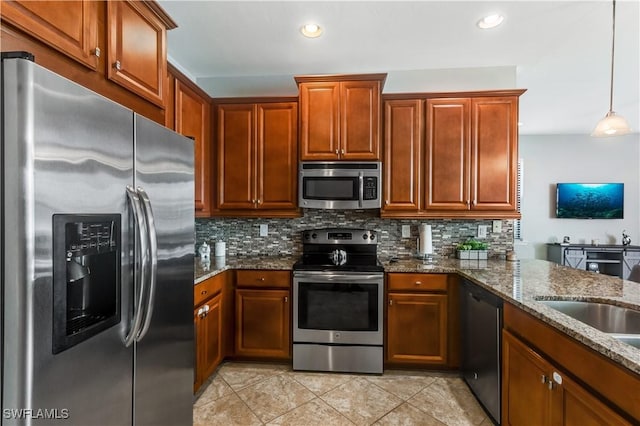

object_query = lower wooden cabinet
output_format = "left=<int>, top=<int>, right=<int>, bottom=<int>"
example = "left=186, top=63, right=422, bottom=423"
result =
left=235, top=288, right=290, bottom=359
left=194, top=292, right=222, bottom=392
left=502, top=330, right=631, bottom=425
left=386, top=273, right=457, bottom=367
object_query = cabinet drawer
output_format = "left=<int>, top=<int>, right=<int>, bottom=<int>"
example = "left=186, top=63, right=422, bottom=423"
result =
left=387, top=273, right=448, bottom=292
left=194, top=274, right=223, bottom=307
left=236, top=270, right=291, bottom=289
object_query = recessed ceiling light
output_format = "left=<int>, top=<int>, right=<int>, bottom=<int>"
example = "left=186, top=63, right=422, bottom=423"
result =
left=477, top=14, right=504, bottom=29
left=301, top=23, right=323, bottom=38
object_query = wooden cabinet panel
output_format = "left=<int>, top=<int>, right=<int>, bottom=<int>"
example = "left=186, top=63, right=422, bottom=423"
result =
left=386, top=293, right=448, bottom=365
left=340, top=80, right=381, bottom=160
left=235, top=289, right=290, bottom=359
left=173, top=76, right=211, bottom=216
left=504, top=304, right=639, bottom=423
left=194, top=274, right=223, bottom=307
left=236, top=270, right=291, bottom=289
left=502, top=330, right=552, bottom=426
left=0, top=0, right=99, bottom=70
left=425, top=98, right=470, bottom=210
left=382, top=99, right=422, bottom=212
left=194, top=292, right=222, bottom=392
left=297, top=74, right=385, bottom=161
left=503, top=329, right=632, bottom=426
left=257, top=103, right=298, bottom=209
left=107, top=0, right=166, bottom=106
left=299, top=83, right=340, bottom=160
left=471, top=97, right=518, bottom=210
left=217, top=104, right=255, bottom=209
left=215, top=100, right=298, bottom=215
left=387, top=273, right=447, bottom=292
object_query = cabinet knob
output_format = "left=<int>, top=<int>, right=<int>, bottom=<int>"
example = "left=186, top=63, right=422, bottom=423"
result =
left=284, top=296, right=288, bottom=303
left=340, top=149, right=345, bottom=155
left=257, top=199, right=262, bottom=205
left=335, top=149, right=339, bottom=155
left=93, top=47, right=101, bottom=58
left=252, top=199, right=256, bottom=204
left=114, top=60, right=122, bottom=70
left=389, top=299, right=393, bottom=306
left=200, top=290, right=207, bottom=295
left=415, top=281, right=422, bottom=286
left=259, top=277, right=265, bottom=281
left=541, top=375, right=548, bottom=384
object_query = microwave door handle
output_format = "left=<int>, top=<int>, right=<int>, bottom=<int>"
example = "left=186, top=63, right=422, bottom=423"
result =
left=135, top=187, right=158, bottom=342
left=358, top=173, right=364, bottom=208
left=124, top=186, right=148, bottom=347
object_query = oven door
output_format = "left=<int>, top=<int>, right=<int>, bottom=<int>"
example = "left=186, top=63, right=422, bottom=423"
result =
left=293, top=272, right=384, bottom=345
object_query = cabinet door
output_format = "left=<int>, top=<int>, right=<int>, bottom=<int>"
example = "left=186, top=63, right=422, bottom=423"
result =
left=551, top=371, right=631, bottom=426
left=471, top=97, right=518, bottom=211
left=340, top=81, right=381, bottom=160
left=299, top=82, right=340, bottom=160
left=175, top=79, right=211, bottom=216
left=217, top=104, right=256, bottom=209
left=382, top=99, right=423, bottom=212
left=107, top=0, right=166, bottom=106
left=235, top=289, right=290, bottom=359
left=202, top=294, right=223, bottom=381
left=424, top=98, right=471, bottom=211
left=502, top=330, right=551, bottom=426
left=256, top=103, right=298, bottom=209
left=0, top=0, right=99, bottom=70
left=386, top=293, right=448, bottom=365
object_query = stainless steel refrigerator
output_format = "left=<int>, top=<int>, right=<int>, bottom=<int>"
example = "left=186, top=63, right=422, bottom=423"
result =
left=1, top=53, right=194, bottom=425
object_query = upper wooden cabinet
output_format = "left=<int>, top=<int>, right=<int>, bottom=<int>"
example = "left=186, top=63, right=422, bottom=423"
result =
left=382, top=99, right=423, bottom=213
left=215, top=99, right=299, bottom=216
left=0, top=0, right=100, bottom=70
left=296, top=74, right=386, bottom=161
left=382, top=90, right=524, bottom=219
left=107, top=0, right=175, bottom=107
left=167, top=64, right=212, bottom=217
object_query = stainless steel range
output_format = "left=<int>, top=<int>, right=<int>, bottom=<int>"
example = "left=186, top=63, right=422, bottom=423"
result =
left=292, top=228, right=384, bottom=374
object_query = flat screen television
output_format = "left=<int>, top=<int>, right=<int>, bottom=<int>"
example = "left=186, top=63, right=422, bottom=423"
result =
left=556, top=183, right=624, bottom=219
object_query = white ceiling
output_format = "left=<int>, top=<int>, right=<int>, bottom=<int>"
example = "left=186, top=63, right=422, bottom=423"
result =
left=158, top=0, right=640, bottom=135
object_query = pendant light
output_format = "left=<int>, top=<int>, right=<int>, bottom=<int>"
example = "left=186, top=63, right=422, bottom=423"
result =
left=591, top=0, right=631, bottom=137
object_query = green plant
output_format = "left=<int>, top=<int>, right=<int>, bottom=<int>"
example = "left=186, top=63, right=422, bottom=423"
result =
left=456, top=238, right=488, bottom=251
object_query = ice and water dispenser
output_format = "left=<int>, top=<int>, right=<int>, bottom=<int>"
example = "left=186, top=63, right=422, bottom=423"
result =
left=52, top=214, right=121, bottom=354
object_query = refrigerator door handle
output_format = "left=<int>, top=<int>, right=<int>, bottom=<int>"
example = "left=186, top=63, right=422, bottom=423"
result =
left=135, top=186, right=158, bottom=342
left=125, top=185, right=149, bottom=347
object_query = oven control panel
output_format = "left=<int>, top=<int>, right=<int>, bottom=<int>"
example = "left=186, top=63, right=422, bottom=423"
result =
left=303, top=228, right=377, bottom=244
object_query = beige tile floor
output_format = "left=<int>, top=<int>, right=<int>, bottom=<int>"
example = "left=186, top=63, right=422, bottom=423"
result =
left=194, top=362, right=493, bottom=426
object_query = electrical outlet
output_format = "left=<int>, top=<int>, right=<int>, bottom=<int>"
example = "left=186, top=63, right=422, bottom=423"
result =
left=493, top=220, right=502, bottom=233
left=401, top=225, right=411, bottom=238
left=259, top=224, right=268, bottom=237
left=477, top=225, right=488, bottom=239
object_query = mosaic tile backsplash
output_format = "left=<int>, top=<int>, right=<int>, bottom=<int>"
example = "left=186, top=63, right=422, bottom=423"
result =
left=196, top=210, right=514, bottom=259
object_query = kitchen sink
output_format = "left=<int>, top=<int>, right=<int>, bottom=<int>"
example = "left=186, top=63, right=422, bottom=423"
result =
left=537, top=300, right=640, bottom=349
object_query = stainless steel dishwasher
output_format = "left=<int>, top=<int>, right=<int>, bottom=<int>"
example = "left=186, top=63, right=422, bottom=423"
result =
left=460, top=279, right=503, bottom=425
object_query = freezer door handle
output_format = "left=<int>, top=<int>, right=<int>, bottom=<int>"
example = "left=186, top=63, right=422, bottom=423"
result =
left=125, top=185, right=149, bottom=347
left=135, top=186, right=158, bottom=342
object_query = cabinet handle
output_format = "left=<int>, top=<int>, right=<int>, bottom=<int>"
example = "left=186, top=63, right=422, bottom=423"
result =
left=257, top=199, right=262, bottom=205
left=259, top=277, right=265, bottom=281
left=340, top=149, right=345, bottom=155
left=415, top=281, right=422, bottom=286
left=471, top=200, right=476, bottom=206
left=541, top=375, right=547, bottom=384
left=385, top=200, right=389, bottom=205
left=335, top=149, right=339, bottom=155
left=93, top=47, right=101, bottom=57
left=389, top=299, right=393, bottom=306
left=466, top=200, right=470, bottom=206
left=548, top=380, right=554, bottom=390
left=113, top=60, right=122, bottom=70
left=200, top=290, right=207, bottom=296
left=284, top=296, right=288, bottom=303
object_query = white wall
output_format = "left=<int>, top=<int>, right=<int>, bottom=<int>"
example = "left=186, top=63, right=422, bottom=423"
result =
left=517, top=133, right=640, bottom=260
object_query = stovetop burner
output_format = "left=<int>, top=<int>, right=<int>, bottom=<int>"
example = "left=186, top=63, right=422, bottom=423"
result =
left=293, top=228, right=383, bottom=273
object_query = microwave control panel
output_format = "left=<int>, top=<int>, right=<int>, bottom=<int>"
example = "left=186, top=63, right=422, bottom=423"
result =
left=363, top=177, right=378, bottom=200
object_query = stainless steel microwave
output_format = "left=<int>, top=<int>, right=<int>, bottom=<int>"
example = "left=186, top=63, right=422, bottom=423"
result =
left=298, top=162, right=382, bottom=209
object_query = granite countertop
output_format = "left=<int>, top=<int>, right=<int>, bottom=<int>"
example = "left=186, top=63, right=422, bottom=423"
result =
left=194, top=255, right=640, bottom=375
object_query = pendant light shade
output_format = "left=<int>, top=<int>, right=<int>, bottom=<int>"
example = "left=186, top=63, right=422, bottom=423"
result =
left=591, top=0, right=632, bottom=137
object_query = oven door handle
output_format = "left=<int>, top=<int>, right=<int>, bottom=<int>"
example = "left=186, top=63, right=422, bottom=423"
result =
left=358, top=173, right=364, bottom=208
left=294, top=272, right=383, bottom=282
